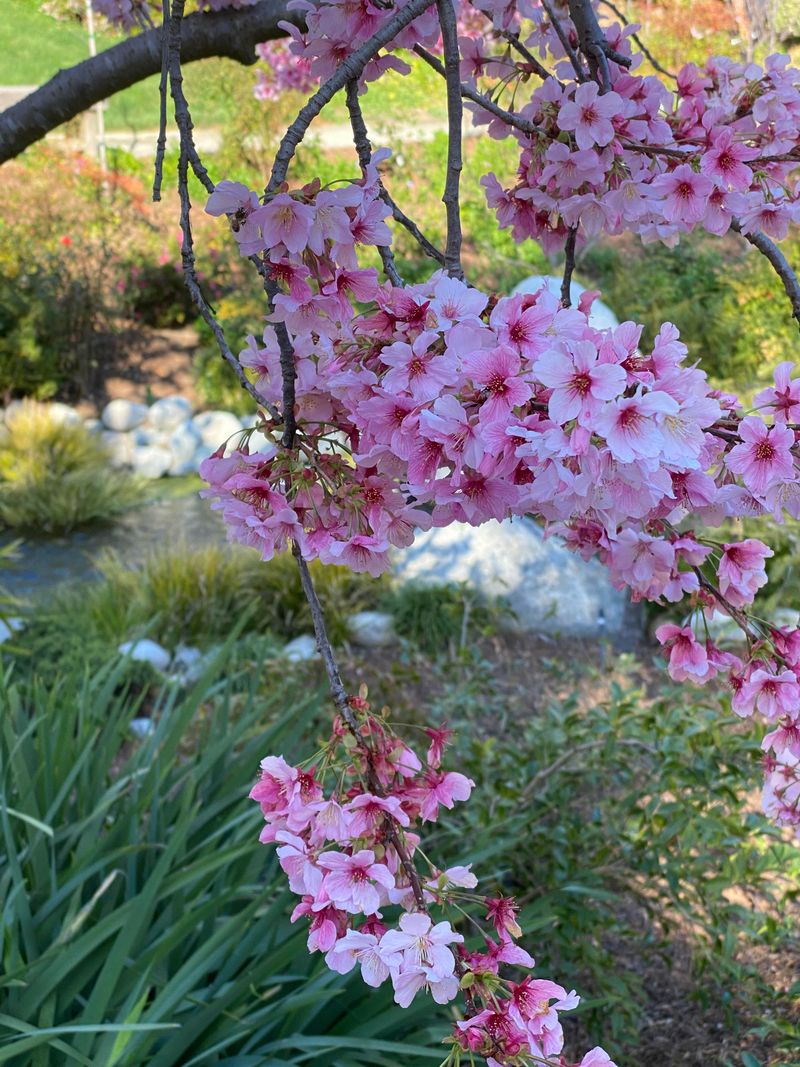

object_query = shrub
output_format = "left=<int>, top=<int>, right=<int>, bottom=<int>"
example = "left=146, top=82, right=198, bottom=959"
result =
left=21, top=543, right=387, bottom=664
left=0, top=402, right=144, bottom=533
left=380, top=581, right=506, bottom=654
left=0, top=650, right=445, bottom=1066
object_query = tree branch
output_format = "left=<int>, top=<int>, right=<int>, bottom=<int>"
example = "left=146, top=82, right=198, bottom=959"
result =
left=0, top=0, right=301, bottom=165
left=345, top=81, right=405, bottom=287
left=436, top=0, right=464, bottom=280
left=731, top=219, right=800, bottom=330
left=265, top=0, right=434, bottom=197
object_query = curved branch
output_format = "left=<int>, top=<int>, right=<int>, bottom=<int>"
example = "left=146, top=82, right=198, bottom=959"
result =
left=731, top=219, right=800, bottom=330
left=0, top=0, right=300, bottom=165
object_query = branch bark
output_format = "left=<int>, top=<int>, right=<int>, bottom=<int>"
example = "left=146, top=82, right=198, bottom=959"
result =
left=0, top=0, right=301, bottom=165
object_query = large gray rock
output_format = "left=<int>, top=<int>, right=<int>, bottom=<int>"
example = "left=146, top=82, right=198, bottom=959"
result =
left=102, top=398, right=149, bottom=432
left=131, top=444, right=171, bottom=479
left=394, top=518, right=628, bottom=637
left=192, top=410, right=244, bottom=450
left=147, top=395, right=193, bottom=432
left=511, top=275, right=619, bottom=333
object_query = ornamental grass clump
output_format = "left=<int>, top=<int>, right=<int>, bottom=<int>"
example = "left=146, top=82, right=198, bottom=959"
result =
left=0, top=401, right=143, bottom=533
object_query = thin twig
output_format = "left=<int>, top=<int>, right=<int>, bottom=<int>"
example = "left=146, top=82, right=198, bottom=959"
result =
left=523, top=738, right=657, bottom=799
left=266, top=0, right=434, bottom=198
left=731, top=219, right=800, bottom=330
left=598, top=0, right=676, bottom=80
left=152, top=0, right=170, bottom=201
left=345, top=81, right=404, bottom=287
left=567, top=0, right=632, bottom=80
left=166, top=0, right=213, bottom=194
left=386, top=196, right=447, bottom=266
left=413, top=45, right=537, bottom=136
left=436, top=0, right=465, bottom=280
left=560, top=227, right=577, bottom=306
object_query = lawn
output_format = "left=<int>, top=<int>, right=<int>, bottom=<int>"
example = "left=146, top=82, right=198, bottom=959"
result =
left=0, top=0, right=447, bottom=134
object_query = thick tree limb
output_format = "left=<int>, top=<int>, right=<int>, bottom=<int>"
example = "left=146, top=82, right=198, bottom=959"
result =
left=0, top=0, right=301, bottom=164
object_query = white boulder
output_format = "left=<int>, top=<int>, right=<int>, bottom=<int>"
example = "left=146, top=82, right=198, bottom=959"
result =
left=511, top=275, right=619, bottom=333
left=282, top=635, right=319, bottom=662
left=348, top=611, right=396, bottom=648
left=130, top=718, right=156, bottom=739
left=393, top=517, right=629, bottom=637
left=147, top=395, right=194, bottom=432
left=167, top=425, right=201, bottom=475
left=192, top=410, right=244, bottom=450
left=130, top=444, right=171, bottom=479
left=118, top=638, right=171, bottom=672
left=100, top=430, right=134, bottom=468
left=102, top=398, right=149, bottom=432
left=47, top=402, right=82, bottom=427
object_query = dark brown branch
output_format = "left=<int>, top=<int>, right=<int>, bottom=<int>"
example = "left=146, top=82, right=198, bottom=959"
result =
left=436, top=0, right=465, bottom=280
left=152, top=0, right=170, bottom=201
left=560, top=227, right=577, bottom=306
left=540, top=0, right=587, bottom=83
left=0, top=0, right=303, bottom=165
left=345, top=81, right=404, bottom=287
left=731, top=219, right=800, bottom=330
left=266, top=0, right=434, bottom=197
left=167, top=0, right=213, bottom=193
left=567, top=0, right=632, bottom=83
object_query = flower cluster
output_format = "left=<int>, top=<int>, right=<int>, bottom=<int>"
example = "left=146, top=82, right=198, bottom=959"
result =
left=477, top=47, right=800, bottom=251
left=203, top=154, right=800, bottom=835
left=250, top=696, right=614, bottom=1065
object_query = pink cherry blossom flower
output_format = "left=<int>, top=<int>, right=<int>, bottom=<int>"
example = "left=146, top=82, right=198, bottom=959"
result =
left=699, top=127, right=757, bottom=191
left=650, top=164, right=715, bottom=225
left=379, top=911, right=463, bottom=979
left=755, top=362, right=800, bottom=423
left=256, top=193, right=315, bottom=254
left=557, top=83, right=623, bottom=151
left=463, top=345, right=532, bottom=424
left=317, top=849, right=395, bottom=914
left=534, top=341, right=626, bottom=424
left=738, top=669, right=800, bottom=721
left=345, top=793, right=410, bottom=836
left=655, top=623, right=714, bottom=683
left=726, top=417, right=796, bottom=496
left=717, top=539, right=772, bottom=607
left=326, top=929, right=395, bottom=986
left=415, top=770, right=474, bottom=822
left=594, top=389, right=679, bottom=463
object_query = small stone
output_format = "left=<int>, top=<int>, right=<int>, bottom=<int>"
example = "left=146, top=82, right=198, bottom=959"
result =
left=118, top=638, right=171, bottom=671
left=192, top=410, right=245, bottom=450
left=83, top=417, right=102, bottom=435
left=282, top=635, right=319, bottom=662
left=131, top=444, right=171, bottom=479
left=170, top=644, right=207, bottom=684
left=102, top=398, right=149, bottom=432
left=148, top=395, right=194, bottom=432
left=347, top=611, right=396, bottom=647
left=130, top=717, right=155, bottom=739
left=47, top=402, right=82, bottom=427
left=100, top=430, right=134, bottom=468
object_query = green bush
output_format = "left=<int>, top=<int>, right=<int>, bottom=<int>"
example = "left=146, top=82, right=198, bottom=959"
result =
left=380, top=581, right=506, bottom=654
left=0, top=650, right=444, bottom=1066
left=0, top=403, right=144, bottom=533
left=21, top=543, right=387, bottom=666
left=439, top=667, right=800, bottom=1060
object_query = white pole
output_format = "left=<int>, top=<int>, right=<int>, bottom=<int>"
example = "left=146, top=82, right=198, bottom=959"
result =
left=84, top=0, right=108, bottom=172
